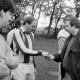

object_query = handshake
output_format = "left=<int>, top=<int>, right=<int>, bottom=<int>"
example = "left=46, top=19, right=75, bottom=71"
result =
left=41, top=51, right=55, bottom=60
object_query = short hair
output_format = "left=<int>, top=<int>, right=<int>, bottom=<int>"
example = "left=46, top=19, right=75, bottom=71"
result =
left=63, top=14, right=80, bottom=28
left=23, top=16, right=36, bottom=25
left=15, top=17, right=24, bottom=28
left=0, top=0, right=15, bottom=13
left=63, top=14, right=73, bottom=22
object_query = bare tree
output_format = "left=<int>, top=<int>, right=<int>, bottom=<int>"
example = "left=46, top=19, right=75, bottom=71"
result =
left=75, top=0, right=80, bottom=17
left=46, top=0, right=57, bottom=38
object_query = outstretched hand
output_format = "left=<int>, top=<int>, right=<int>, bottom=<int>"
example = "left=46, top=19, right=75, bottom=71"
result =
left=45, top=54, right=55, bottom=61
left=42, top=51, right=49, bottom=57
left=41, top=51, right=55, bottom=61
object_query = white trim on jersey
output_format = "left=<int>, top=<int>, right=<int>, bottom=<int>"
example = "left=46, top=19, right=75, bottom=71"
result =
left=14, top=29, right=38, bottom=55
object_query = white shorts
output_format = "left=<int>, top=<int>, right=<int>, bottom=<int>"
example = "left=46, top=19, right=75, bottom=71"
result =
left=11, top=63, right=35, bottom=80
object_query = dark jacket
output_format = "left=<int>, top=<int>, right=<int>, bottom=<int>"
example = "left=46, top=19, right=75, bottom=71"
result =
left=54, top=29, right=80, bottom=80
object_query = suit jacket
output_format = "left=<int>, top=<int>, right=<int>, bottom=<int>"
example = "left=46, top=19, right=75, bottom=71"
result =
left=54, top=29, right=80, bottom=79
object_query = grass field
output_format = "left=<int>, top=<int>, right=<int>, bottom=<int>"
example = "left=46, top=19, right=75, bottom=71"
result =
left=34, top=37, right=59, bottom=80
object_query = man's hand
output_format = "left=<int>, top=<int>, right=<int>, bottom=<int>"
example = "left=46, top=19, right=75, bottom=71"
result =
left=42, top=51, right=49, bottom=57
left=44, top=54, right=55, bottom=61
left=49, top=54, right=55, bottom=60
left=40, top=51, right=55, bottom=61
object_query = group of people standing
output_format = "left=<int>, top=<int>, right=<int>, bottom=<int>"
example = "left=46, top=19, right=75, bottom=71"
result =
left=0, top=0, right=53, bottom=80
left=0, top=0, right=80, bottom=80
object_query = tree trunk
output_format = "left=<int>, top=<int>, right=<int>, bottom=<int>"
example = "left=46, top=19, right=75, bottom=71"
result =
left=75, top=0, right=80, bottom=18
left=47, top=1, right=57, bottom=38
left=53, top=7, right=63, bottom=39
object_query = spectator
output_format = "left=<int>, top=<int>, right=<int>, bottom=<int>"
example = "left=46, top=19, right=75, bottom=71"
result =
left=57, top=24, right=70, bottom=54
left=0, top=0, right=19, bottom=80
left=57, top=23, right=69, bottom=80
left=7, top=17, right=24, bottom=50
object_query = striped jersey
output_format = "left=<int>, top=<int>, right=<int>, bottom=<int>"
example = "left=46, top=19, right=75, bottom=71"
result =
left=13, top=28, right=39, bottom=63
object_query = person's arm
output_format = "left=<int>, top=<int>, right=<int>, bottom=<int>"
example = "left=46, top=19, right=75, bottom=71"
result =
left=7, top=30, right=13, bottom=46
left=13, top=29, right=48, bottom=56
left=53, top=54, right=61, bottom=62
left=44, top=54, right=61, bottom=62
left=50, top=37, right=65, bottom=62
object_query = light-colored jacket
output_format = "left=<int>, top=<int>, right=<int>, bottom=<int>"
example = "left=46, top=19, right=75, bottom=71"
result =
left=0, top=34, right=19, bottom=80
left=57, top=29, right=70, bottom=53
left=0, top=34, right=11, bottom=80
